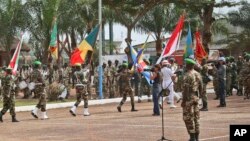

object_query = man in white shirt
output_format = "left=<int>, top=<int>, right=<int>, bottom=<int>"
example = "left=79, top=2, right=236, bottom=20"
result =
left=160, top=60, right=181, bottom=108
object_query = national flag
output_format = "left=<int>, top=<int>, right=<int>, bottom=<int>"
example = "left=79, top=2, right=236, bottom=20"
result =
left=70, top=25, right=99, bottom=65
left=49, top=19, right=58, bottom=59
left=195, top=31, right=207, bottom=63
left=8, top=34, right=24, bottom=75
left=184, top=25, right=194, bottom=58
left=156, top=15, right=185, bottom=64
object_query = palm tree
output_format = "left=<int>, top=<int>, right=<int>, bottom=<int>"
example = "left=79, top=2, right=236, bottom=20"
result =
left=0, top=0, right=29, bottom=63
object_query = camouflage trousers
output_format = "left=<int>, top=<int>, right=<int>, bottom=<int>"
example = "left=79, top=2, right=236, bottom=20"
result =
left=118, top=86, right=135, bottom=107
left=226, top=76, right=232, bottom=95
left=201, top=83, right=208, bottom=108
left=34, top=86, right=47, bottom=112
left=74, top=86, right=88, bottom=108
left=213, top=79, right=219, bottom=98
left=139, top=80, right=151, bottom=98
left=63, top=78, right=71, bottom=97
left=131, top=80, right=140, bottom=97
left=182, top=95, right=200, bottom=134
left=106, top=78, right=115, bottom=98
left=1, top=95, right=16, bottom=116
left=244, top=78, right=250, bottom=99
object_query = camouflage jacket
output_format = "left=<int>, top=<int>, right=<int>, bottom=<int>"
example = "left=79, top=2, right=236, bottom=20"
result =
left=30, top=69, right=44, bottom=84
left=182, top=70, right=203, bottom=101
left=119, top=69, right=132, bottom=88
left=1, top=74, right=15, bottom=97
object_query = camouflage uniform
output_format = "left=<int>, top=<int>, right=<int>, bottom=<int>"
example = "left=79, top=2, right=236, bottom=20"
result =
left=240, top=61, right=250, bottom=99
left=0, top=70, right=4, bottom=100
left=226, top=62, right=232, bottom=96
left=69, top=66, right=90, bottom=116
left=0, top=70, right=19, bottom=122
left=211, top=65, right=219, bottom=99
left=130, top=72, right=141, bottom=97
left=237, top=59, right=244, bottom=95
left=200, top=64, right=209, bottom=110
left=62, top=66, right=71, bottom=98
left=31, top=69, right=46, bottom=112
left=117, top=67, right=137, bottom=112
left=230, top=61, right=238, bottom=95
left=181, top=69, right=202, bottom=141
left=105, top=65, right=115, bottom=98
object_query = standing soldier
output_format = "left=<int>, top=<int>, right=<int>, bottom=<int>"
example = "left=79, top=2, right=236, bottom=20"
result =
left=30, top=61, right=48, bottom=120
left=102, top=62, right=107, bottom=98
left=181, top=58, right=202, bottom=141
left=226, top=58, right=232, bottom=96
left=237, top=56, right=244, bottom=96
left=217, top=57, right=227, bottom=107
left=60, top=63, right=71, bottom=99
left=106, top=60, right=115, bottom=98
left=0, top=68, right=19, bottom=122
left=200, top=58, right=209, bottom=111
left=211, top=63, right=219, bottom=100
left=69, top=63, right=90, bottom=116
left=117, top=63, right=138, bottom=112
left=113, top=60, right=120, bottom=97
left=230, top=57, right=238, bottom=95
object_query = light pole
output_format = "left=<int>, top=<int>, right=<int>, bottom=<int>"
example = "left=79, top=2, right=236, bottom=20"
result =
left=98, top=0, right=103, bottom=99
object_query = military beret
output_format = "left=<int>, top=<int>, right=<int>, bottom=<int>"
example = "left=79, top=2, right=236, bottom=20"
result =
left=34, top=61, right=42, bottom=65
left=74, top=63, right=81, bottom=67
left=185, top=58, right=196, bottom=65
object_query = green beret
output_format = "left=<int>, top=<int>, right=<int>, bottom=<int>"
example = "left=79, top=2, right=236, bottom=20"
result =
left=34, top=61, right=42, bottom=65
left=122, top=63, right=128, bottom=67
left=185, top=58, right=196, bottom=65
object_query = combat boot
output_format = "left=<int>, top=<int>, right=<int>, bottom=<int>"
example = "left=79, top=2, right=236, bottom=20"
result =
left=31, top=107, right=39, bottom=119
left=12, top=115, right=19, bottom=122
left=83, top=108, right=90, bottom=116
left=195, top=133, right=199, bottom=141
left=117, top=106, right=122, bottom=112
left=131, top=105, right=138, bottom=112
left=41, top=112, right=49, bottom=120
left=0, top=112, right=3, bottom=122
left=70, top=106, right=77, bottom=116
left=189, top=133, right=196, bottom=141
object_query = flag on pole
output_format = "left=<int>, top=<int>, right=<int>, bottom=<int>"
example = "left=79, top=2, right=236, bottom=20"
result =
left=195, top=31, right=207, bottom=63
left=156, top=15, right=185, bottom=64
left=70, top=25, right=99, bottom=66
left=8, top=34, right=24, bottom=75
left=49, top=19, right=58, bottom=59
left=184, top=25, right=194, bottom=59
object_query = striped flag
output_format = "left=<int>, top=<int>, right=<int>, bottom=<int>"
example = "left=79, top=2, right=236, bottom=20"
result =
left=156, top=15, right=185, bottom=64
left=70, top=25, right=99, bottom=65
left=49, top=19, right=58, bottom=59
left=184, top=25, right=194, bottom=59
left=8, top=34, right=24, bottom=75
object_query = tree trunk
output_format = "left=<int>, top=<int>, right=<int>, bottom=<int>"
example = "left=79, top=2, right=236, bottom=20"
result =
left=155, top=34, right=162, bottom=56
left=70, top=29, right=77, bottom=50
left=109, top=21, right=114, bottom=55
left=124, top=26, right=133, bottom=67
left=202, top=2, right=215, bottom=55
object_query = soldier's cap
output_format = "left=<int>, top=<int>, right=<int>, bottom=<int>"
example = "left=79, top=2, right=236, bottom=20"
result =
left=122, top=63, right=128, bottom=67
left=185, top=58, right=196, bottom=65
left=218, top=57, right=226, bottom=62
left=74, top=63, right=81, bottom=67
left=34, top=61, right=42, bottom=65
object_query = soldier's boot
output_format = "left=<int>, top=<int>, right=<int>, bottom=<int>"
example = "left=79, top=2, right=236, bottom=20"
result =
left=131, top=105, right=138, bottom=112
left=117, top=102, right=123, bottom=112
left=41, top=112, right=49, bottom=120
left=0, top=112, right=3, bottom=122
left=195, top=133, right=199, bottom=141
left=31, top=107, right=39, bottom=119
left=69, top=106, right=77, bottom=116
left=189, top=133, right=196, bottom=141
left=83, top=108, right=90, bottom=116
left=12, top=115, right=19, bottom=122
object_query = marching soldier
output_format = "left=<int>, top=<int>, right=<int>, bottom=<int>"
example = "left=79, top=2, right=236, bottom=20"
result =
left=69, top=63, right=90, bottom=116
left=0, top=67, right=19, bottom=122
left=181, top=58, right=203, bottom=141
left=30, top=61, right=48, bottom=120
left=117, top=63, right=138, bottom=112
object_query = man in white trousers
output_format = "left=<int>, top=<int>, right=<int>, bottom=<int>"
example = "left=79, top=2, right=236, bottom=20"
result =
left=160, top=60, right=181, bottom=109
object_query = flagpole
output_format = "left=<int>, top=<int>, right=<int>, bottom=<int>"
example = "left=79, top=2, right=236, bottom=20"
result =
left=98, top=0, right=103, bottom=99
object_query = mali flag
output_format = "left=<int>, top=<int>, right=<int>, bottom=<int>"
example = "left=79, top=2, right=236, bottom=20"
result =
left=49, top=19, right=58, bottom=59
left=70, top=25, right=99, bottom=65
left=184, top=25, right=194, bottom=59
